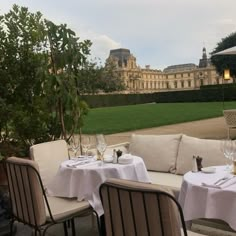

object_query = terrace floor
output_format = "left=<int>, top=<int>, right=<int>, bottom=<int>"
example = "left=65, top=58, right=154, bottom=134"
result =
left=105, top=116, right=228, bottom=145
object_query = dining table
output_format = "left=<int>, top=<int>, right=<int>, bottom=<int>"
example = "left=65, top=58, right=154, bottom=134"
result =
left=178, top=165, right=236, bottom=230
left=47, top=155, right=151, bottom=216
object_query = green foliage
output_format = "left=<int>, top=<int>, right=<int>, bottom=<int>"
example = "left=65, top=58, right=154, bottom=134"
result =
left=45, top=20, right=91, bottom=140
left=0, top=4, right=51, bottom=152
left=82, top=93, right=156, bottom=108
left=77, top=60, right=125, bottom=94
left=0, top=4, right=127, bottom=157
left=211, top=32, right=236, bottom=78
left=0, top=5, right=92, bottom=156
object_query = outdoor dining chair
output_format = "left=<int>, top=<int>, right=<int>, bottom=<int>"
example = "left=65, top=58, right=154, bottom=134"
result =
left=30, top=139, right=97, bottom=229
left=5, top=156, right=100, bottom=236
left=30, top=139, right=69, bottom=187
left=223, top=109, right=236, bottom=139
left=99, top=178, right=204, bottom=236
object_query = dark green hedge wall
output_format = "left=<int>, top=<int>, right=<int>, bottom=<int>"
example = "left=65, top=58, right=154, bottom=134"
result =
left=82, top=85, right=236, bottom=108
left=81, top=93, right=156, bottom=108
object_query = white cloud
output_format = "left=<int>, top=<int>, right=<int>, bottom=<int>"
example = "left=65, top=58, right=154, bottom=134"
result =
left=90, top=34, right=121, bottom=63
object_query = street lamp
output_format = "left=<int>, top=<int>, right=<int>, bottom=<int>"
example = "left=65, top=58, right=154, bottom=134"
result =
left=222, top=69, right=231, bottom=109
left=224, top=69, right=230, bottom=80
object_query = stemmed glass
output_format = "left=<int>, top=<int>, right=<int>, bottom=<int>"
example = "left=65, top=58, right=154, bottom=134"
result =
left=220, top=139, right=234, bottom=171
left=81, top=136, right=91, bottom=159
left=96, top=134, right=107, bottom=163
left=69, top=135, right=80, bottom=159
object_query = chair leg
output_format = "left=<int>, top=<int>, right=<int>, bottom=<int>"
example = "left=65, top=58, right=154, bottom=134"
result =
left=228, top=128, right=230, bottom=139
left=63, top=222, right=68, bottom=236
left=9, top=219, right=14, bottom=236
left=71, top=219, right=76, bottom=236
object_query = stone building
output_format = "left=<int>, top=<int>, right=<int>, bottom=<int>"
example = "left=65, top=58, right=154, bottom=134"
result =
left=106, top=47, right=231, bottom=93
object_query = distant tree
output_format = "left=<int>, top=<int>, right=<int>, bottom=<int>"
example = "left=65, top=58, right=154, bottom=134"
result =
left=77, top=60, right=125, bottom=94
left=211, top=32, right=236, bottom=79
left=100, top=60, right=125, bottom=93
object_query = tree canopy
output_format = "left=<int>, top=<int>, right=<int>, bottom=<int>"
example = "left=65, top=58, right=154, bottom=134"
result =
left=0, top=4, right=124, bottom=157
left=211, top=32, right=236, bottom=78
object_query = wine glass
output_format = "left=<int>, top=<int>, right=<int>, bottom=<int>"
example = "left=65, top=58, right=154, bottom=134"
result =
left=96, top=134, right=107, bottom=163
left=220, top=139, right=234, bottom=171
left=69, top=135, right=80, bottom=159
left=81, top=136, right=91, bottom=159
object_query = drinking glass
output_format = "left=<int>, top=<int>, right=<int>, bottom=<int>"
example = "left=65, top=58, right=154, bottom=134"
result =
left=69, top=135, right=80, bottom=159
left=220, top=139, right=234, bottom=171
left=96, top=134, right=107, bottom=163
left=81, top=136, right=91, bottom=159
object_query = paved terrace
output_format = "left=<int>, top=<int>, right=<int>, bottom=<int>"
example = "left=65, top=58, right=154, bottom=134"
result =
left=105, top=116, right=229, bottom=145
left=14, top=116, right=236, bottom=236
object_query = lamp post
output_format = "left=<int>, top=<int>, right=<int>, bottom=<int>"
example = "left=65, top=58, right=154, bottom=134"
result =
left=222, top=69, right=231, bottom=109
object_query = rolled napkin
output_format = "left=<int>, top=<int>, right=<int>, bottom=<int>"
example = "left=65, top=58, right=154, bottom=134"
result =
left=202, top=175, right=236, bottom=189
left=118, top=154, right=134, bottom=164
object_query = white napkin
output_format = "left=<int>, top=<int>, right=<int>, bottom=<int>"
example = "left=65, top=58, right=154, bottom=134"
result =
left=202, top=176, right=236, bottom=189
left=118, top=154, right=134, bottom=164
left=66, top=158, right=96, bottom=168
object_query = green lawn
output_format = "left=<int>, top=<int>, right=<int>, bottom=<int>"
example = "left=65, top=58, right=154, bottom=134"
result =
left=82, top=101, right=236, bottom=134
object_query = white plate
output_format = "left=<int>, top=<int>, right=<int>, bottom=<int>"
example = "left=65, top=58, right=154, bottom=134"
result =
left=118, top=155, right=134, bottom=164
left=201, top=167, right=216, bottom=173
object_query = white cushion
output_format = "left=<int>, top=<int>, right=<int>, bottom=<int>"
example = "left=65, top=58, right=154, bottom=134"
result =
left=129, top=134, right=182, bottom=173
left=148, top=171, right=183, bottom=190
left=176, top=135, right=225, bottom=175
left=185, top=230, right=205, bottom=235
left=46, top=196, right=91, bottom=221
left=30, top=140, right=69, bottom=187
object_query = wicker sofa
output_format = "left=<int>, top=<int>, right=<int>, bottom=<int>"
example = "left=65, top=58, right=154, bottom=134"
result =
left=106, top=133, right=226, bottom=194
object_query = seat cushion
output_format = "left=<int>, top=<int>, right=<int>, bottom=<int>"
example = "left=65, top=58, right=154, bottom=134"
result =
left=185, top=230, right=205, bottom=235
left=176, top=135, right=225, bottom=175
left=46, top=197, right=91, bottom=221
left=148, top=171, right=182, bottom=198
left=148, top=171, right=183, bottom=189
left=129, top=134, right=182, bottom=173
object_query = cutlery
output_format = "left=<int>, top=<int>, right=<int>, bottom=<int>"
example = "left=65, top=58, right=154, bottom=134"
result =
left=213, top=175, right=231, bottom=185
left=216, top=176, right=235, bottom=186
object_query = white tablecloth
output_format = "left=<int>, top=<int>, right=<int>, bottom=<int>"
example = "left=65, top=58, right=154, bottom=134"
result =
left=47, top=156, right=150, bottom=216
left=179, top=166, right=236, bottom=230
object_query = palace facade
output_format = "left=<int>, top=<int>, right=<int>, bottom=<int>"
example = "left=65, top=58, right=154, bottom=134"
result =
left=106, top=48, right=231, bottom=93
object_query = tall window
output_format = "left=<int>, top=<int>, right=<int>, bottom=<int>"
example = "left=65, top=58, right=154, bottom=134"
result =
left=188, top=80, right=191, bottom=87
left=174, top=81, right=177, bottom=88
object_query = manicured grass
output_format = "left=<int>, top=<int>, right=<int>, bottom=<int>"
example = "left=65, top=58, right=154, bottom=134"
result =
left=82, top=101, right=236, bottom=134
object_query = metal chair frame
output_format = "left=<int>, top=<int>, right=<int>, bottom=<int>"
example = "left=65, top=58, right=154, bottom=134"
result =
left=5, top=159, right=100, bottom=236
left=100, top=180, right=188, bottom=236
left=223, top=109, right=236, bottom=139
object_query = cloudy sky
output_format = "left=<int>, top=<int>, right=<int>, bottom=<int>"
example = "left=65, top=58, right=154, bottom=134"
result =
left=1, top=0, right=236, bottom=70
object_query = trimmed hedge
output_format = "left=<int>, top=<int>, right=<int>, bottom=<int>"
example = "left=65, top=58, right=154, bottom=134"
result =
left=81, top=93, right=156, bottom=108
left=82, top=85, right=236, bottom=108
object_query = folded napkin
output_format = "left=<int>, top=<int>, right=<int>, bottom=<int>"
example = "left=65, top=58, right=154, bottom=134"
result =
left=202, top=176, right=236, bottom=189
left=67, top=158, right=96, bottom=168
